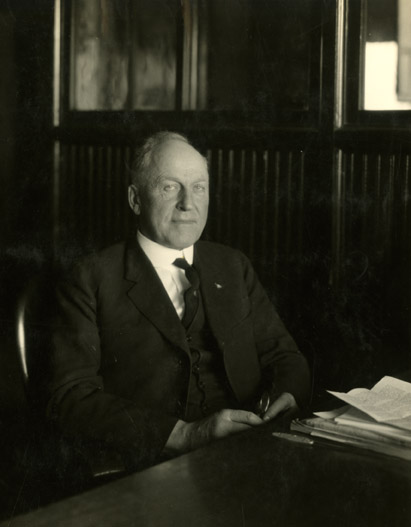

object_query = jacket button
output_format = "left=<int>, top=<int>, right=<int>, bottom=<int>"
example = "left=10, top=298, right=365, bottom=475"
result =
left=186, top=335, right=192, bottom=342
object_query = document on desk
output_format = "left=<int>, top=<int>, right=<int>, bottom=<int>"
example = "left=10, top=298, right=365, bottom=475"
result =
left=291, top=376, right=411, bottom=461
left=326, top=376, right=411, bottom=432
left=291, top=417, right=411, bottom=461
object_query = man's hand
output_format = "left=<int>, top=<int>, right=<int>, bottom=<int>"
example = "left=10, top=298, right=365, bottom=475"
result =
left=261, top=392, right=298, bottom=422
left=164, top=409, right=263, bottom=455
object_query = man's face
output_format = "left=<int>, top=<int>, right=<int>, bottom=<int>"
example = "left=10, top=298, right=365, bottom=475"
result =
left=129, top=140, right=209, bottom=250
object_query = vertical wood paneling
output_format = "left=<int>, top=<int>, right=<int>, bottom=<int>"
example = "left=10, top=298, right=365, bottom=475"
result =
left=55, top=143, right=134, bottom=253
left=272, top=151, right=281, bottom=264
left=333, top=149, right=411, bottom=288
left=326, top=147, right=411, bottom=395
left=260, top=150, right=269, bottom=258
left=206, top=146, right=306, bottom=282
left=403, top=155, right=410, bottom=252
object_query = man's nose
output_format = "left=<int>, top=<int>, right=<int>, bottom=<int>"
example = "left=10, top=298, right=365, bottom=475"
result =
left=176, top=189, right=194, bottom=211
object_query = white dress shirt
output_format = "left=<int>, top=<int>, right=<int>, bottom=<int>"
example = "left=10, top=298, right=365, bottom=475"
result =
left=137, top=231, right=193, bottom=319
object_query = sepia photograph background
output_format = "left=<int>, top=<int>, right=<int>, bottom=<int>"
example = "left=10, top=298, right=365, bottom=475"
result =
left=0, top=0, right=410, bottom=521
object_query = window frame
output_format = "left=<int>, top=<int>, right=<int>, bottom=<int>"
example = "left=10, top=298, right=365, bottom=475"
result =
left=338, top=0, right=411, bottom=130
left=55, top=0, right=325, bottom=134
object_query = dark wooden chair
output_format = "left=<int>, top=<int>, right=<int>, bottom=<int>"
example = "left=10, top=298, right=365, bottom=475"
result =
left=15, top=274, right=125, bottom=508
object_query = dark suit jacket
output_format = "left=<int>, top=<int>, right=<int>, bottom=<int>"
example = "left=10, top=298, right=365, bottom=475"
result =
left=48, top=239, right=310, bottom=468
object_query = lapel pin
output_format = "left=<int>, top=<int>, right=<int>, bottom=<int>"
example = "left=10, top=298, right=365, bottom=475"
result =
left=214, top=282, right=223, bottom=289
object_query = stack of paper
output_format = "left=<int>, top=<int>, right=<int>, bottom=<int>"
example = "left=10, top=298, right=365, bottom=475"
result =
left=291, top=376, right=411, bottom=460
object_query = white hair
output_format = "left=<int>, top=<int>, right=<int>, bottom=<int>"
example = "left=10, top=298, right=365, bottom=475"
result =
left=130, top=131, right=207, bottom=188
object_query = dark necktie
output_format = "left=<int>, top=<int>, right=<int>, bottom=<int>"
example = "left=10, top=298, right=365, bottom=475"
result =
left=173, top=258, right=200, bottom=329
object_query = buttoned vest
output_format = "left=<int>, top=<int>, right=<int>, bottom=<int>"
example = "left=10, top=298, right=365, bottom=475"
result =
left=183, top=292, right=237, bottom=422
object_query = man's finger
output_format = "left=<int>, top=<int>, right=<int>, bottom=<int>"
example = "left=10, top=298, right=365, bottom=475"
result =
left=226, top=409, right=264, bottom=426
left=262, top=392, right=297, bottom=421
left=222, top=420, right=255, bottom=435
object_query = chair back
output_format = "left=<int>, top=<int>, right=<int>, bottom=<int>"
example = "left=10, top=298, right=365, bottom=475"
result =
left=16, top=282, right=32, bottom=386
left=15, top=272, right=126, bottom=481
left=15, top=275, right=53, bottom=413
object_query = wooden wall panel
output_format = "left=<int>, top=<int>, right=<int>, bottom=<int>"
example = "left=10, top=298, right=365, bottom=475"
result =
left=329, top=148, right=411, bottom=388
left=205, top=147, right=305, bottom=277
left=54, top=142, right=134, bottom=255
left=333, top=149, right=411, bottom=286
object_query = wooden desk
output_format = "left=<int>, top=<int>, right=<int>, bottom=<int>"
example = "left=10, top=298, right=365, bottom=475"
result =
left=3, top=422, right=411, bottom=527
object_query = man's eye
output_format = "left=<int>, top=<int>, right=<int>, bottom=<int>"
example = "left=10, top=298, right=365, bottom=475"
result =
left=163, top=184, right=178, bottom=192
left=194, top=184, right=206, bottom=193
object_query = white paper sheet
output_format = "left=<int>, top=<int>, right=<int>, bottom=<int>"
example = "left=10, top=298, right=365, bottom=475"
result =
left=327, top=376, right=411, bottom=432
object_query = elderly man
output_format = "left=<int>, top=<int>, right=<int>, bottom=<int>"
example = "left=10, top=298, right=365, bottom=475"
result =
left=48, top=132, right=310, bottom=470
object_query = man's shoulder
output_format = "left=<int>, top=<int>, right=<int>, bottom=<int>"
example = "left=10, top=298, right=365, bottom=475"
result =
left=78, top=241, right=127, bottom=267
left=195, top=240, right=251, bottom=269
left=196, top=240, right=242, bottom=257
left=61, top=241, right=129, bottom=284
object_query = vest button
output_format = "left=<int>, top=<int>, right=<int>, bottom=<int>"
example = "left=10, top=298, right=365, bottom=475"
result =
left=186, top=335, right=192, bottom=342
left=192, top=364, right=199, bottom=374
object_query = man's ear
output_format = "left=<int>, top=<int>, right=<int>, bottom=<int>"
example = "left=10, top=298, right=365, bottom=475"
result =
left=128, top=184, right=141, bottom=215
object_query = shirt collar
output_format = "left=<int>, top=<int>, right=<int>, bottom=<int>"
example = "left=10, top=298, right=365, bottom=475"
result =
left=137, top=231, right=194, bottom=268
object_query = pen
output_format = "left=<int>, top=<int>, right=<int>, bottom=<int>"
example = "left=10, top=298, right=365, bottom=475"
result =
left=272, top=432, right=314, bottom=445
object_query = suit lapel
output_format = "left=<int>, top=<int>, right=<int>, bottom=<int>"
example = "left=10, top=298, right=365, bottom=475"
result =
left=194, top=245, right=233, bottom=343
left=124, top=239, right=188, bottom=350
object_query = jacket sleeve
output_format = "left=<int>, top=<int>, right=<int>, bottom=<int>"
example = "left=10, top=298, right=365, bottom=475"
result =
left=47, top=261, right=178, bottom=470
left=240, top=252, right=311, bottom=410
